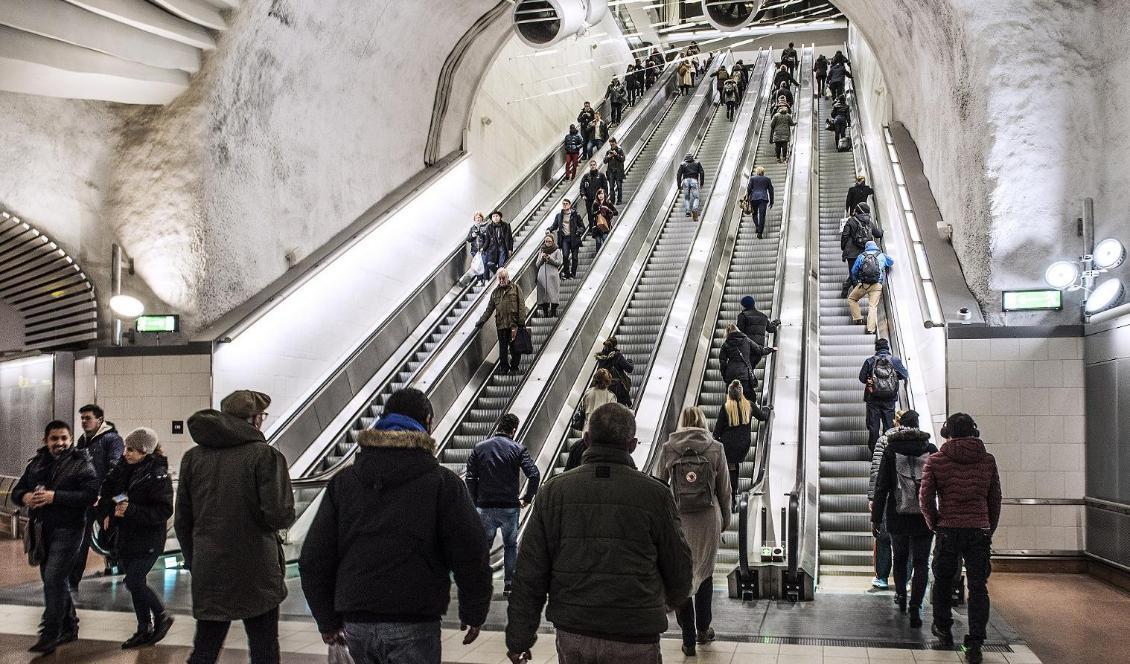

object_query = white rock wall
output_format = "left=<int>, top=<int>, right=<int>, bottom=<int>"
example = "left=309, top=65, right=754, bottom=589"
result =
left=1093, top=0, right=1130, bottom=255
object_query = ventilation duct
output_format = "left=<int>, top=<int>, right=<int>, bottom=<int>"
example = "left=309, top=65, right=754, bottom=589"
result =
left=512, top=0, right=609, bottom=48
left=700, top=0, right=766, bottom=31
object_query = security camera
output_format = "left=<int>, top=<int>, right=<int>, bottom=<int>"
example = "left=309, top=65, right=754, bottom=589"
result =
left=957, top=307, right=972, bottom=324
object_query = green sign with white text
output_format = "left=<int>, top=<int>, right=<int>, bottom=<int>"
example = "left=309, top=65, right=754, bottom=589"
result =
left=1002, top=290, right=1062, bottom=312
left=135, top=315, right=179, bottom=333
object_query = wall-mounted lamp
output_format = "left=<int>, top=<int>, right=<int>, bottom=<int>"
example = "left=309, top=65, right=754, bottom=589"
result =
left=1042, top=200, right=1125, bottom=318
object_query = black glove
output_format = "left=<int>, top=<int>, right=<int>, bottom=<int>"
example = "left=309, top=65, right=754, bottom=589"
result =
left=473, top=321, right=485, bottom=331
left=771, top=319, right=782, bottom=327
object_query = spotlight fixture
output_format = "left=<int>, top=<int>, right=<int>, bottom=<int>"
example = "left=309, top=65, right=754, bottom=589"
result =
left=1043, top=261, right=1080, bottom=290
left=109, top=294, right=145, bottom=318
left=1093, top=238, right=1126, bottom=270
left=1085, top=278, right=1124, bottom=314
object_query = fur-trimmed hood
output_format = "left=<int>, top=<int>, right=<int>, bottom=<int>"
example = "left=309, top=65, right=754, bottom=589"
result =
left=356, top=428, right=436, bottom=452
left=354, top=428, right=439, bottom=493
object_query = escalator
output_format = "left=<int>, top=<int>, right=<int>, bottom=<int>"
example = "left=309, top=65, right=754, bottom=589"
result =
left=814, top=96, right=876, bottom=576
left=438, top=92, right=695, bottom=474
left=696, top=91, right=788, bottom=571
left=546, top=89, right=747, bottom=479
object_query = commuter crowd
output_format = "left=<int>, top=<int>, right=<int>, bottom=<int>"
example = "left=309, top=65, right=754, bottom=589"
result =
left=11, top=46, right=1001, bottom=664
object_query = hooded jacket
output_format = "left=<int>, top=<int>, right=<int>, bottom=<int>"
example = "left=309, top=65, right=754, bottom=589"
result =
left=99, top=453, right=173, bottom=558
left=77, top=421, right=124, bottom=481
left=13, top=446, right=99, bottom=530
left=719, top=330, right=772, bottom=385
left=851, top=241, right=895, bottom=284
left=870, top=428, right=938, bottom=535
left=919, top=437, right=1002, bottom=532
left=465, top=433, right=541, bottom=508
left=676, top=158, right=705, bottom=186
left=564, top=129, right=584, bottom=155
left=858, top=347, right=908, bottom=402
left=736, top=304, right=778, bottom=348
left=300, top=415, right=492, bottom=632
left=841, top=213, right=883, bottom=263
left=505, top=444, right=692, bottom=653
left=175, top=410, right=295, bottom=621
left=827, top=61, right=852, bottom=85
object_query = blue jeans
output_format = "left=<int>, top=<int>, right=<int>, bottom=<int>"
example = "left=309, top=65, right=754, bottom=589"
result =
left=479, top=507, right=519, bottom=582
left=40, top=525, right=83, bottom=638
left=682, top=178, right=700, bottom=215
left=874, top=517, right=892, bottom=581
left=344, top=621, right=441, bottom=664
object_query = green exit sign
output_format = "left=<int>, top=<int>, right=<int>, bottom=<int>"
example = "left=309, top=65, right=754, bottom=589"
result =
left=1002, top=289, right=1063, bottom=312
left=135, top=315, right=179, bottom=333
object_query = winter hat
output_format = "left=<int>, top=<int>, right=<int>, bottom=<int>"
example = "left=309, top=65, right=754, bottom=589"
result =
left=220, top=390, right=271, bottom=419
left=740, top=295, right=755, bottom=309
left=874, top=338, right=890, bottom=351
left=125, top=427, right=159, bottom=455
left=684, top=153, right=694, bottom=161
left=856, top=202, right=870, bottom=214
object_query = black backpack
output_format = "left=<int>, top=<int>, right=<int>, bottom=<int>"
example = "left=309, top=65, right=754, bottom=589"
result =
left=858, top=251, right=883, bottom=284
left=894, top=452, right=930, bottom=515
left=849, top=217, right=873, bottom=250
left=870, top=355, right=900, bottom=401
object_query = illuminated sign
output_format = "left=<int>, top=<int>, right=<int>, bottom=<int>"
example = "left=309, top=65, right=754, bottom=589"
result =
left=135, top=315, right=179, bottom=333
left=1002, top=290, right=1063, bottom=312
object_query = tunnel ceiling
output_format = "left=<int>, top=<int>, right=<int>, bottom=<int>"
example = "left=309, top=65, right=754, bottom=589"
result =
left=662, top=0, right=844, bottom=35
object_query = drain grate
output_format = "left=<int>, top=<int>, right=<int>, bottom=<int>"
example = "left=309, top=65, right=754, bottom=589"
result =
left=735, top=635, right=1015, bottom=652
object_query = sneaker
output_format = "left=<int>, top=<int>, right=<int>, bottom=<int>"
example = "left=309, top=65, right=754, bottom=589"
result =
left=685, top=212, right=692, bottom=217
left=965, top=646, right=983, bottom=664
left=895, top=594, right=907, bottom=613
left=681, top=643, right=696, bottom=656
left=149, top=614, right=174, bottom=645
left=696, top=628, right=715, bottom=644
left=931, top=623, right=954, bottom=646
left=504, top=583, right=512, bottom=597
left=871, top=577, right=889, bottom=590
left=122, top=630, right=152, bottom=649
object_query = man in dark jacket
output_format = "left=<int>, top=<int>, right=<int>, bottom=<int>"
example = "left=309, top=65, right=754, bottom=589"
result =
left=720, top=324, right=776, bottom=401
left=845, top=174, right=874, bottom=215
left=548, top=199, right=585, bottom=279
left=564, top=125, right=583, bottom=180
left=781, top=42, right=798, bottom=77
left=475, top=268, right=528, bottom=375
left=603, top=137, right=626, bottom=204
left=73, top=403, right=124, bottom=586
left=920, top=413, right=1001, bottom=664
left=870, top=410, right=937, bottom=624
left=579, top=160, right=609, bottom=213
left=300, top=388, right=492, bottom=663
left=505, top=403, right=692, bottom=663
left=465, top=413, right=540, bottom=595
left=594, top=336, right=634, bottom=406
left=827, top=59, right=852, bottom=99
left=176, top=390, right=295, bottom=664
left=485, top=210, right=514, bottom=273
left=677, top=154, right=705, bottom=220
left=745, top=167, right=774, bottom=238
left=859, top=338, right=908, bottom=451
left=839, top=202, right=883, bottom=296
left=14, top=420, right=99, bottom=654
left=736, top=295, right=780, bottom=348
left=577, top=102, right=596, bottom=158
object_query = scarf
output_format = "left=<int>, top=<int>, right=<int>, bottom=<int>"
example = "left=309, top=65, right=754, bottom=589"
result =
left=373, top=413, right=427, bottom=433
left=542, top=237, right=557, bottom=254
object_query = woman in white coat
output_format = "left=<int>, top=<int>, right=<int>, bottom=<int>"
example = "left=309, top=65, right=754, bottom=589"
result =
left=656, top=406, right=730, bottom=656
left=535, top=233, right=563, bottom=317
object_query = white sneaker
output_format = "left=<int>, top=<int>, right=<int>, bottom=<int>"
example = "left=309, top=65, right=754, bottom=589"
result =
left=871, top=577, right=889, bottom=590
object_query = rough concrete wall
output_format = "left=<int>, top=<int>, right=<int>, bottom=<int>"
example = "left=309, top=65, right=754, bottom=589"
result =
left=1093, top=0, right=1130, bottom=274
left=838, top=0, right=1102, bottom=323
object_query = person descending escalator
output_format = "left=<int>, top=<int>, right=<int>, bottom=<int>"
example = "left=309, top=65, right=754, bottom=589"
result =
left=484, top=210, right=513, bottom=275
left=630, top=62, right=646, bottom=104
left=474, top=269, right=528, bottom=375
left=713, top=380, right=770, bottom=510
left=770, top=106, right=798, bottom=164
left=656, top=407, right=730, bottom=658
left=577, top=101, right=596, bottom=159
left=723, top=78, right=739, bottom=121
left=564, top=369, right=619, bottom=472
left=587, top=189, right=618, bottom=251
left=677, top=153, right=705, bottom=221
left=813, top=54, right=829, bottom=98
left=534, top=234, right=562, bottom=318
left=548, top=198, right=585, bottom=280
left=563, top=125, right=583, bottom=181
left=736, top=295, right=780, bottom=348
left=603, top=137, right=626, bottom=205
left=719, top=324, right=776, bottom=402
left=677, top=60, right=694, bottom=97
left=579, top=160, right=608, bottom=216
left=845, top=174, right=875, bottom=216
left=839, top=202, right=883, bottom=297
left=606, top=77, right=625, bottom=125
left=594, top=337, right=634, bottom=407
left=466, top=212, right=491, bottom=284
left=588, top=111, right=609, bottom=159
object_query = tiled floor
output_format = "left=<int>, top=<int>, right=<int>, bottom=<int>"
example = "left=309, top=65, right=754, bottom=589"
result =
left=0, top=603, right=1040, bottom=664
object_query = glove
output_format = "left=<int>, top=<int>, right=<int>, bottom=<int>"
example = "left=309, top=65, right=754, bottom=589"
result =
left=473, top=321, right=485, bottom=331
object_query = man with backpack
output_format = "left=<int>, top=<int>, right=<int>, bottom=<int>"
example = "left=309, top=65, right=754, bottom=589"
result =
left=848, top=240, right=894, bottom=333
left=563, top=125, right=583, bottom=180
left=920, top=413, right=1002, bottom=664
left=870, top=409, right=936, bottom=625
left=781, top=42, right=799, bottom=78
left=677, top=153, right=705, bottom=221
left=840, top=202, right=883, bottom=296
left=858, top=338, right=908, bottom=451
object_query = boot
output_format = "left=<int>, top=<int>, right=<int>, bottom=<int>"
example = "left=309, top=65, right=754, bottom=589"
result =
left=895, top=594, right=907, bottom=613
left=149, top=614, right=174, bottom=645
left=122, top=629, right=152, bottom=649
left=909, top=609, right=922, bottom=628
left=965, top=646, right=983, bottom=664
left=550, top=304, right=558, bottom=317
left=696, top=627, right=715, bottom=644
left=931, top=623, right=954, bottom=646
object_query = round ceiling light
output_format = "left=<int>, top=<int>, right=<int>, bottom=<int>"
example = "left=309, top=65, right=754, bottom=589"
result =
left=109, top=294, right=145, bottom=318
left=1093, top=238, right=1126, bottom=270
left=1086, top=278, right=1125, bottom=314
left=1044, top=261, right=1080, bottom=290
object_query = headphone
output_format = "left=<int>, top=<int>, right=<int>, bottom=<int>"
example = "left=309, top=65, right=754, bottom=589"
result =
left=940, top=413, right=980, bottom=439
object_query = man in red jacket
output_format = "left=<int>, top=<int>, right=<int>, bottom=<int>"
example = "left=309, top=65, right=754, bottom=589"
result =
left=919, top=413, right=1001, bottom=664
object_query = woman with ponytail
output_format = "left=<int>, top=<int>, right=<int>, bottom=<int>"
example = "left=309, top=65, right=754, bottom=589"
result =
left=713, top=380, right=770, bottom=508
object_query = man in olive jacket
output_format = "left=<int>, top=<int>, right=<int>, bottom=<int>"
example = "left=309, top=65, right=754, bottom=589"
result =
left=506, top=403, right=692, bottom=663
left=475, top=268, right=528, bottom=375
left=176, top=390, right=295, bottom=664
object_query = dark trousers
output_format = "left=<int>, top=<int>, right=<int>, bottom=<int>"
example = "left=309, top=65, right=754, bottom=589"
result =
left=834, top=124, right=848, bottom=144
left=932, top=528, right=992, bottom=647
left=610, top=380, right=632, bottom=408
left=40, top=526, right=83, bottom=638
left=874, top=517, right=892, bottom=581
left=608, top=176, right=624, bottom=204
left=561, top=236, right=580, bottom=277
left=725, top=101, right=736, bottom=120
left=775, top=141, right=789, bottom=160
left=189, top=606, right=280, bottom=664
left=829, top=81, right=845, bottom=99
left=69, top=510, right=103, bottom=589
left=752, top=199, right=769, bottom=234
left=676, top=577, right=713, bottom=647
left=611, top=103, right=623, bottom=124
left=816, top=75, right=827, bottom=97
left=865, top=400, right=896, bottom=452
left=565, top=152, right=580, bottom=179
left=892, top=532, right=933, bottom=609
left=486, top=247, right=508, bottom=274
left=496, top=327, right=521, bottom=372
left=122, top=554, right=165, bottom=629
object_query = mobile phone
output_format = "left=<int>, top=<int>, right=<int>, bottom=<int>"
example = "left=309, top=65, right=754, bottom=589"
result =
left=113, top=493, right=128, bottom=504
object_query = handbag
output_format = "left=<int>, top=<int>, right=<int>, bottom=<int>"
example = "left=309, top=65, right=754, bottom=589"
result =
left=24, top=519, right=44, bottom=567
left=595, top=213, right=610, bottom=234
left=739, top=196, right=752, bottom=215
left=513, top=326, right=534, bottom=355
left=470, top=252, right=485, bottom=277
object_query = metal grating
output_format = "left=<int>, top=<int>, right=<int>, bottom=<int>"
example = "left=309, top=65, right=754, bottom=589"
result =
left=0, top=210, right=98, bottom=350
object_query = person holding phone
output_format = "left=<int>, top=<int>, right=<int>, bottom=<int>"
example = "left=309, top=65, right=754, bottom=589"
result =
left=100, top=427, right=175, bottom=649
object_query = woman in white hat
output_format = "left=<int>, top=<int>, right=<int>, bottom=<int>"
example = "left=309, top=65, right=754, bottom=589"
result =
left=99, top=427, right=174, bottom=648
